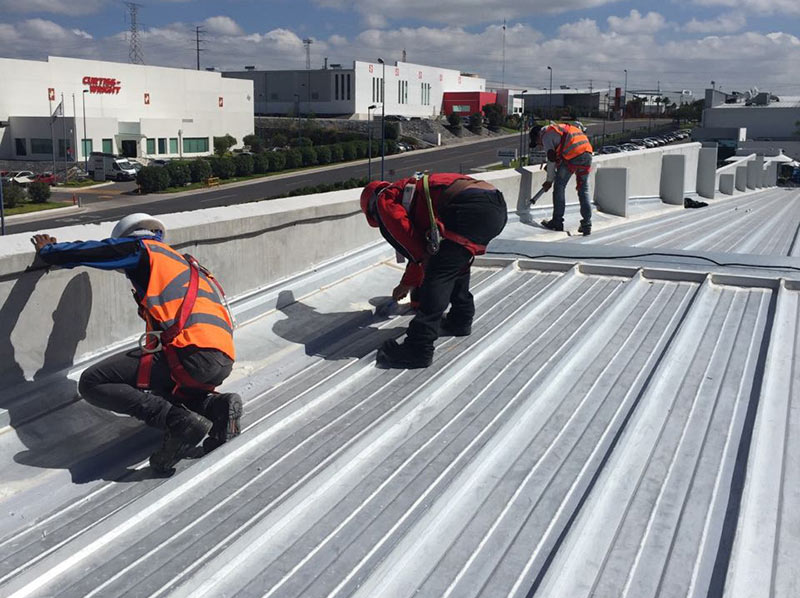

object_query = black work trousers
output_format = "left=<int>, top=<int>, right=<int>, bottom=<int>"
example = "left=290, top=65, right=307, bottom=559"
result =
left=405, top=188, right=507, bottom=352
left=78, top=347, right=234, bottom=430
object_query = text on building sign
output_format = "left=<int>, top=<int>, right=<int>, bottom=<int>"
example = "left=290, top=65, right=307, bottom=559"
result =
left=82, top=76, right=122, bottom=94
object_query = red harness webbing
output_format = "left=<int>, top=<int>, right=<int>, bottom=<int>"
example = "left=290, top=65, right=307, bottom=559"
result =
left=136, top=255, right=216, bottom=398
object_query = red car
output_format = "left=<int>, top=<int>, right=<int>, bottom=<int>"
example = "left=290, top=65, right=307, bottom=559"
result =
left=33, top=172, right=57, bottom=185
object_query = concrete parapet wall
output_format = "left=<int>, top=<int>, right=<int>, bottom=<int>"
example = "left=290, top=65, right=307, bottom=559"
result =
left=0, top=193, right=380, bottom=386
left=594, top=168, right=629, bottom=217
left=660, top=154, right=686, bottom=205
left=719, top=173, right=735, bottom=195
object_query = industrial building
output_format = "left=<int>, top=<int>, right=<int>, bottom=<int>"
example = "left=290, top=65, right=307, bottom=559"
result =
left=694, top=88, right=800, bottom=159
left=223, top=60, right=485, bottom=119
left=0, top=56, right=254, bottom=163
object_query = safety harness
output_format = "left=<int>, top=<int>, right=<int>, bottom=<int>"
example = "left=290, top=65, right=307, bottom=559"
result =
left=136, top=254, right=234, bottom=399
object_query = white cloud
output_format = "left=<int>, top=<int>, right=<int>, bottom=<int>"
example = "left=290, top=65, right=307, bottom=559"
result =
left=691, top=0, right=800, bottom=16
left=0, top=0, right=106, bottom=15
left=315, top=0, right=624, bottom=26
left=204, top=16, right=244, bottom=36
left=683, top=12, right=745, bottom=34
left=607, top=9, right=666, bottom=34
left=1, top=14, right=799, bottom=97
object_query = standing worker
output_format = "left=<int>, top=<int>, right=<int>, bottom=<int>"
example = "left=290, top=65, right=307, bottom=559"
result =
left=530, top=121, right=594, bottom=235
left=360, top=172, right=507, bottom=368
left=31, top=213, right=242, bottom=474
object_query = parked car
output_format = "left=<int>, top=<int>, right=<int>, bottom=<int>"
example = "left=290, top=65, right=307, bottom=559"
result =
left=149, top=158, right=170, bottom=167
left=32, top=172, right=57, bottom=185
left=619, top=143, right=640, bottom=152
left=1, top=170, right=35, bottom=185
left=598, top=145, right=622, bottom=154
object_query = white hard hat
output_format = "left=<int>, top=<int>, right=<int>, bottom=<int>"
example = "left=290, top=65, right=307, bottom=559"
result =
left=111, top=213, right=166, bottom=240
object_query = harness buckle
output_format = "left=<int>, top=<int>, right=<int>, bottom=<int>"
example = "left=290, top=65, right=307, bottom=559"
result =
left=139, top=330, right=163, bottom=354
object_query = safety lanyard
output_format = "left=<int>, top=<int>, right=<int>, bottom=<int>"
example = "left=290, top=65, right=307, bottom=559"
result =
left=421, top=174, right=441, bottom=255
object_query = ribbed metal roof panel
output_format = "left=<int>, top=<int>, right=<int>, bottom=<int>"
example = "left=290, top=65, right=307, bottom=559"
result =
left=2, top=257, right=796, bottom=598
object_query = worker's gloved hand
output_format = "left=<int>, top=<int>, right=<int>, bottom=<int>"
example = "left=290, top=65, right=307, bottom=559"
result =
left=31, top=234, right=57, bottom=251
left=541, top=181, right=553, bottom=192
left=392, top=283, right=415, bottom=301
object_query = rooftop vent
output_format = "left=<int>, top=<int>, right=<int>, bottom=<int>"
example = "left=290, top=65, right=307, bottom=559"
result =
left=245, top=66, right=256, bottom=71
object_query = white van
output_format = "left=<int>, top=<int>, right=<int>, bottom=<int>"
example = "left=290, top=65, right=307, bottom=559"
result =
left=88, top=152, right=137, bottom=181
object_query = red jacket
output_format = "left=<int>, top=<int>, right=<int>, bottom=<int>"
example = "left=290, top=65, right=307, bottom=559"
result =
left=374, top=173, right=490, bottom=287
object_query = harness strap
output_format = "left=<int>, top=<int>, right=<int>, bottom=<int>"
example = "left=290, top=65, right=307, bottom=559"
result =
left=136, top=254, right=214, bottom=397
left=422, top=174, right=441, bottom=255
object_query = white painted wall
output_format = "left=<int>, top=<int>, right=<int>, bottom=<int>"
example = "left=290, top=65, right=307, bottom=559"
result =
left=353, top=60, right=485, bottom=119
left=0, top=56, right=254, bottom=161
left=703, top=104, right=800, bottom=139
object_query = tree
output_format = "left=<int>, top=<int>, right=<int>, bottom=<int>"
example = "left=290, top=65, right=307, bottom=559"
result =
left=137, top=166, right=170, bottom=193
left=468, top=112, right=483, bottom=131
left=242, top=134, right=264, bottom=154
left=165, top=161, right=191, bottom=187
left=213, top=134, right=237, bottom=157
left=189, top=159, right=212, bottom=183
left=27, top=181, right=51, bottom=203
left=233, top=154, right=254, bottom=177
left=2, top=181, right=24, bottom=208
left=482, top=102, right=505, bottom=130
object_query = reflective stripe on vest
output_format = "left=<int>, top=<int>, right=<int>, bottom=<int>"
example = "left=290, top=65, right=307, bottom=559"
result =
left=553, top=124, right=591, bottom=161
left=140, top=239, right=235, bottom=359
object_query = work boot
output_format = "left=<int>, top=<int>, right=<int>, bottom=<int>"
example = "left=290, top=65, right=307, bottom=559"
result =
left=376, top=339, right=433, bottom=369
left=202, top=392, right=243, bottom=454
left=540, top=219, right=564, bottom=232
left=577, top=222, right=592, bottom=236
left=150, top=407, right=212, bottom=475
left=439, top=316, right=472, bottom=337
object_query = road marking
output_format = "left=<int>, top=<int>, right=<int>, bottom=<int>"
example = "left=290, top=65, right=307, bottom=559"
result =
left=199, top=194, right=236, bottom=203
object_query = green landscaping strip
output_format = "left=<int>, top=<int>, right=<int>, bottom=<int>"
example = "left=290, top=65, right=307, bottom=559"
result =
left=5, top=201, right=72, bottom=215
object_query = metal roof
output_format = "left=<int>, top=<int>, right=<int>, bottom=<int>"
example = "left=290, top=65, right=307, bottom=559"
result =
left=1, top=187, right=800, bottom=598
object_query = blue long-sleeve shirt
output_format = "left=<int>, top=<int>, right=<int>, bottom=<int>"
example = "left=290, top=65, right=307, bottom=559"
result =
left=38, top=233, right=162, bottom=298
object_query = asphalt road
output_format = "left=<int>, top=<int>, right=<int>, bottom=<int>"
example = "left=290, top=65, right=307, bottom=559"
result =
left=6, top=118, right=674, bottom=235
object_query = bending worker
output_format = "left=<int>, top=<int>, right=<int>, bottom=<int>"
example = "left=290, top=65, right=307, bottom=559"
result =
left=31, top=213, right=241, bottom=474
left=360, top=172, right=507, bottom=368
left=530, top=121, right=594, bottom=235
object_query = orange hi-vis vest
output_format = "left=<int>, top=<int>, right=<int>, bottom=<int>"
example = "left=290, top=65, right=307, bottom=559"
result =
left=552, top=123, right=592, bottom=161
left=139, top=239, right=235, bottom=360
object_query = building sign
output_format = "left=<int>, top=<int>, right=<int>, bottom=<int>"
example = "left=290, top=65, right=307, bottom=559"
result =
left=82, top=76, right=122, bottom=94
left=218, top=96, right=224, bottom=108
left=394, top=67, right=399, bottom=76
left=48, top=87, right=55, bottom=101
left=369, top=64, right=373, bottom=73
left=144, top=92, right=150, bottom=105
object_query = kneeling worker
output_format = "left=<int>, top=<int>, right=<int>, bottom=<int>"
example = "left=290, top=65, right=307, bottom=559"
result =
left=32, top=213, right=242, bottom=474
left=360, top=173, right=507, bottom=368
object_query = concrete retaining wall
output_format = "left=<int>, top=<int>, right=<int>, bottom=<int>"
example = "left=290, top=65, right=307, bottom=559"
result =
left=660, top=154, right=686, bottom=205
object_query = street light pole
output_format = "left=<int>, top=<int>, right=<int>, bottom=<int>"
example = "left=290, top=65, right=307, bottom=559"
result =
left=547, top=66, right=552, bottom=119
left=622, top=68, right=628, bottom=132
left=377, top=58, right=386, bottom=181
left=367, top=103, right=376, bottom=181
left=517, top=89, right=527, bottom=165
left=82, top=89, right=88, bottom=172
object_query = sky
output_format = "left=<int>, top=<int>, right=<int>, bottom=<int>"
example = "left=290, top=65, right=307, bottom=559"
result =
left=0, top=0, right=799, bottom=98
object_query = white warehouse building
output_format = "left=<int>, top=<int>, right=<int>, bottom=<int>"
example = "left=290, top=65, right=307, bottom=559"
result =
left=0, top=56, right=254, bottom=163
left=223, top=60, right=485, bottom=119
